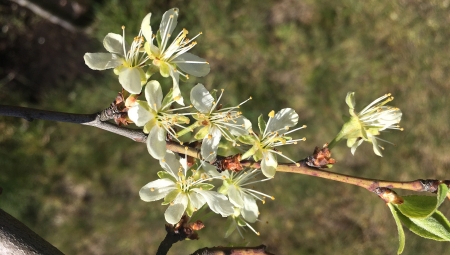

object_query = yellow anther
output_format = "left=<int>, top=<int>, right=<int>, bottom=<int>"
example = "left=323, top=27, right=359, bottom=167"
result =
left=122, top=25, right=125, bottom=30
left=268, top=110, right=275, bottom=118
left=295, top=163, right=300, bottom=167
left=150, top=188, right=155, bottom=191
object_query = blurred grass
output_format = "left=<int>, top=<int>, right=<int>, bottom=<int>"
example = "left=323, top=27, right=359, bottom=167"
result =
left=1, top=0, right=450, bottom=254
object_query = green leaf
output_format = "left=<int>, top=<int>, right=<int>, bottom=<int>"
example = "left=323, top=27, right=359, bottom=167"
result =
left=437, top=183, right=449, bottom=207
left=388, top=203, right=405, bottom=254
left=394, top=206, right=450, bottom=241
left=257, top=114, right=266, bottom=134
left=397, top=195, right=439, bottom=219
left=410, top=211, right=450, bottom=241
left=398, top=184, right=449, bottom=219
left=237, top=134, right=257, bottom=145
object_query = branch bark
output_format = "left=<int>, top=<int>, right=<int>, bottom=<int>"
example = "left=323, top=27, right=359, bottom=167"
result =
left=0, top=208, right=64, bottom=255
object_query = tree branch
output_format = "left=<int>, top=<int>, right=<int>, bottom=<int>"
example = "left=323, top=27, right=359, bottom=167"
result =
left=1, top=104, right=448, bottom=195
left=0, top=208, right=64, bottom=255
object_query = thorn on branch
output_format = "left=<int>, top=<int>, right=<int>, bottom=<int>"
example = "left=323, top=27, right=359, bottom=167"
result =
left=305, top=144, right=336, bottom=168
left=374, top=187, right=404, bottom=204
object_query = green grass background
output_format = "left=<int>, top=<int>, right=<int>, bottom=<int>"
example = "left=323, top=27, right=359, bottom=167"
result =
left=1, top=0, right=450, bottom=254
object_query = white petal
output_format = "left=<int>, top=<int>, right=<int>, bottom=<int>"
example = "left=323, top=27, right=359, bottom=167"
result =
left=84, top=53, right=122, bottom=70
left=370, top=135, right=383, bottom=157
left=165, top=202, right=186, bottom=224
left=266, top=108, right=299, bottom=134
left=103, top=33, right=125, bottom=54
left=194, top=189, right=234, bottom=217
left=160, top=151, right=181, bottom=178
left=190, top=83, right=214, bottom=113
left=201, top=126, right=221, bottom=161
left=145, top=80, right=163, bottom=111
left=139, top=179, right=176, bottom=202
left=173, top=53, right=210, bottom=77
left=261, top=151, right=277, bottom=178
left=228, top=185, right=244, bottom=208
left=189, top=192, right=206, bottom=211
left=228, top=116, right=251, bottom=136
left=204, top=163, right=225, bottom=178
left=128, top=102, right=152, bottom=126
left=170, top=69, right=184, bottom=105
left=141, top=13, right=153, bottom=43
left=119, top=67, right=142, bottom=94
left=165, top=193, right=188, bottom=224
left=241, top=193, right=258, bottom=223
left=350, top=139, right=364, bottom=155
left=147, top=125, right=167, bottom=159
left=160, top=8, right=179, bottom=47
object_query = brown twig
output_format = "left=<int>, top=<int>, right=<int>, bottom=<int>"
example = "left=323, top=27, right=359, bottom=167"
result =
left=1, top=104, right=448, bottom=194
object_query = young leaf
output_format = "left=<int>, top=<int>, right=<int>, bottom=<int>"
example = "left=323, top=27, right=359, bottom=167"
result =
left=409, top=211, right=450, bottom=241
left=388, top=203, right=405, bottom=254
left=437, top=183, right=449, bottom=207
left=397, top=183, right=449, bottom=219
left=394, top=206, right=450, bottom=241
left=397, top=195, right=438, bottom=219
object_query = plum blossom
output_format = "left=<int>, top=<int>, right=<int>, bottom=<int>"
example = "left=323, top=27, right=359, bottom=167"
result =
left=189, top=84, right=251, bottom=161
left=127, top=80, right=190, bottom=159
left=144, top=8, right=210, bottom=105
left=239, top=109, right=306, bottom=178
left=335, top=92, right=403, bottom=156
left=139, top=151, right=234, bottom=224
left=84, top=14, right=153, bottom=94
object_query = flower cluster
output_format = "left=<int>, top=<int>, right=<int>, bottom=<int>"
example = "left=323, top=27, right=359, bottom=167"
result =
left=84, top=8, right=209, bottom=103
left=83, top=7, right=406, bottom=239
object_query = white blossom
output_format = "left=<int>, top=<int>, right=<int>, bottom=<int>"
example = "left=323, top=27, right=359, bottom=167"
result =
left=84, top=14, right=152, bottom=94
left=144, top=8, right=210, bottom=105
left=190, top=84, right=252, bottom=161
left=139, top=151, right=234, bottom=224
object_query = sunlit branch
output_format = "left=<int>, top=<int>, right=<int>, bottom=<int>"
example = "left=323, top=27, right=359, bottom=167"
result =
left=1, top=104, right=448, bottom=195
